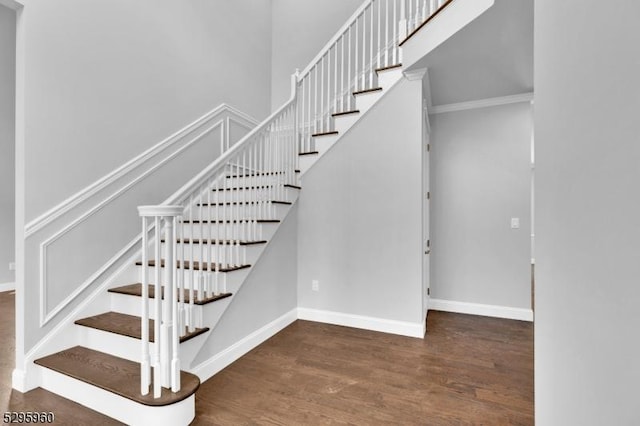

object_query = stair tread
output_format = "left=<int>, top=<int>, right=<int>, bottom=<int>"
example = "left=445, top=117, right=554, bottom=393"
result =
left=299, top=151, right=319, bottom=156
left=213, top=184, right=301, bottom=191
left=109, top=284, right=233, bottom=306
left=375, top=63, right=402, bottom=73
left=34, top=346, right=199, bottom=407
left=135, top=259, right=251, bottom=273
left=161, top=238, right=267, bottom=246
left=332, top=110, right=360, bottom=117
left=311, top=131, right=339, bottom=137
left=196, top=200, right=292, bottom=206
left=226, top=171, right=287, bottom=178
left=180, top=219, right=280, bottom=224
left=75, top=312, right=209, bottom=343
left=353, top=87, right=383, bottom=96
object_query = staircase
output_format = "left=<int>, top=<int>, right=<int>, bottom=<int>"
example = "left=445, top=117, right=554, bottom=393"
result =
left=27, top=0, right=455, bottom=424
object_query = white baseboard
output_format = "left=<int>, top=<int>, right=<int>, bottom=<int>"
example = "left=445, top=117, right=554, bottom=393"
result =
left=0, top=282, right=15, bottom=292
left=190, top=308, right=298, bottom=382
left=297, top=307, right=425, bottom=338
left=429, top=299, right=533, bottom=322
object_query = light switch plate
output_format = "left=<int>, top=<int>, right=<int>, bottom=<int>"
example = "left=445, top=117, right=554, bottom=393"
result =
left=511, top=218, right=520, bottom=229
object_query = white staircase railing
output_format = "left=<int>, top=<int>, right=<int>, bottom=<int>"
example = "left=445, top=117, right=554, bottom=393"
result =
left=296, top=0, right=450, bottom=155
left=135, top=0, right=453, bottom=399
left=137, top=73, right=299, bottom=397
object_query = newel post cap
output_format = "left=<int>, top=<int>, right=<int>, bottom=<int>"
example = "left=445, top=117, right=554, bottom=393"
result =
left=138, top=205, right=183, bottom=218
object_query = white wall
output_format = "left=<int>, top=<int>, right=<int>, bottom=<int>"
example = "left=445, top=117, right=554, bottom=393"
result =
left=535, top=1, right=640, bottom=424
left=0, top=6, right=15, bottom=285
left=20, top=0, right=272, bottom=222
left=429, top=103, right=532, bottom=310
left=270, top=0, right=362, bottom=111
left=297, top=78, right=424, bottom=327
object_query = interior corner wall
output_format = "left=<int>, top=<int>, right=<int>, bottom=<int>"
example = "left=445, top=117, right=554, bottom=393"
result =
left=270, top=0, right=362, bottom=111
left=429, top=103, right=532, bottom=310
left=20, top=0, right=272, bottom=222
left=535, top=1, right=640, bottom=424
left=0, top=5, right=16, bottom=285
left=297, top=78, right=423, bottom=325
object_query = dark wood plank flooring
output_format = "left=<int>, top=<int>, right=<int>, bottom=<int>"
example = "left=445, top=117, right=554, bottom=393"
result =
left=1, top=290, right=533, bottom=424
left=193, top=313, right=533, bottom=425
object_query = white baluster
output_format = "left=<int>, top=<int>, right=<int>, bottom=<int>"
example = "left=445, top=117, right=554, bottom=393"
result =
left=153, top=217, right=161, bottom=397
left=140, top=216, right=150, bottom=396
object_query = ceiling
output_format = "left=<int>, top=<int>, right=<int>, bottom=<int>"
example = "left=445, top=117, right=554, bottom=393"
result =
left=415, top=0, right=533, bottom=106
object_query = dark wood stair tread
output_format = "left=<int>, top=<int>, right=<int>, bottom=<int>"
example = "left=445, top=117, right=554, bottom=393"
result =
left=299, top=151, right=319, bottom=156
left=375, top=63, right=402, bottom=73
left=332, top=110, right=360, bottom=117
left=285, top=184, right=302, bottom=190
left=34, top=346, right=199, bottom=407
left=135, top=259, right=251, bottom=273
left=311, top=131, right=339, bottom=137
left=109, top=284, right=233, bottom=306
left=181, top=219, right=280, bottom=224
left=196, top=200, right=292, bottom=206
left=161, top=238, right=267, bottom=246
left=353, top=87, right=383, bottom=96
left=75, top=312, right=209, bottom=343
left=226, top=171, right=286, bottom=178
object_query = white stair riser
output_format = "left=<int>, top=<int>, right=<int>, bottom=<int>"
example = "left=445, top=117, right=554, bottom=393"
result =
left=377, top=69, right=403, bottom=91
left=333, top=114, right=360, bottom=134
left=176, top=222, right=279, bottom=240
left=134, top=265, right=251, bottom=295
left=186, top=203, right=289, bottom=220
left=203, top=186, right=299, bottom=203
left=77, top=323, right=207, bottom=369
left=313, top=135, right=340, bottom=155
left=37, top=365, right=195, bottom=426
left=157, top=242, right=264, bottom=264
left=299, top=155, right=317, bottom=174
left=224, top=175, right=290, bottom=187
left=354, top=91, right=383, bottom=114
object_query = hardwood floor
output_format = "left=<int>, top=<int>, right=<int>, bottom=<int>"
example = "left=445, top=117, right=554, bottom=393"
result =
left=193, top=314, right=533, bottom=425
left=1, top=290, right=533, bottom=424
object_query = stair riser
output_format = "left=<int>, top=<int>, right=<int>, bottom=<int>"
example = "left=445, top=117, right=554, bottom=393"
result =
left=185, top=203, right=289, bottom=220
left=37, top=365, right=195, bottom=426
left=224, top=175, right=291, bottom=187
left=377, top=69, right=403, bottom=91
left=77, top=320, right=213, bottom=369
left=158, top=242, right=263, bottom=264
left=176, top=222, right=279, bottom=240
left=313, top=135, right=340, bottom=155
left=134, top=265, right=251, bottom=293
left=333, top=115, right=359, bottom=135
left=354, top=91, right=383, bottom=114
left=299, top=155, right=317, bottom=174
left=205, top=186, right=299, bottom=203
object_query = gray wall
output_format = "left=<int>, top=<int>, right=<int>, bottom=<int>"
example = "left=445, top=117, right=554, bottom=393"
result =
left=297, top=78, right=424, bottom=324
left=429, top=103, right=532, bottom=309
left=192, top=205, right=298, bottom=365
left=20, top=0, right=272, bottom=222
left=0, top=6, right=15, bottom=285
left=535, top=1, right=640, bottom=424
left=270, top=0, right=362, bottom=111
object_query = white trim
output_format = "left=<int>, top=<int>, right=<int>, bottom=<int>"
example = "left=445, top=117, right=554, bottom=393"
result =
left=430, top=92, right=534, bottom=114
left=403, top=67, right=428, bottom=81
left=190, top=308, right=298, bottom=382
left=297, top=307, right=426, bottom=338
left=24, top=104, right=258, bottom=237
left=0, top=282, right=15, bottom=292
left=429, top=299, right=534, bottom=322
left=0, top=0, right=22, bottom=9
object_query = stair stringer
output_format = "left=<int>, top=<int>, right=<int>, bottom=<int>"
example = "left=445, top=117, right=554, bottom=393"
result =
left=188, top=203, right=299, bottom=381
